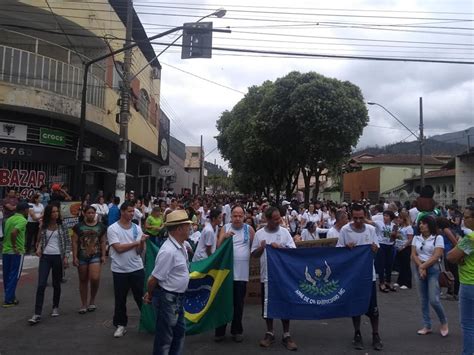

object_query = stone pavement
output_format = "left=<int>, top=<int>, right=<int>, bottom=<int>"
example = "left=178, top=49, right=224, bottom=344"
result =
left=0, top=257, right=463, bottom=355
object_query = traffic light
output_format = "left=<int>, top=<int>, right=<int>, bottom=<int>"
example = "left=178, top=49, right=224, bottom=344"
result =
left=181, top=22, right=213, bottom=59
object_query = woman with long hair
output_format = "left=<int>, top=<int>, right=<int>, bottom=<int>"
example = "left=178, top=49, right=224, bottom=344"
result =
left=72, top=206, right=107, bottom=314
left=28, top=204, right=70, bottom=325
left=411, top=216, right=448, bottom=336
left=25, top=193, right=44, bottom=254
left=394, top=211, right=414, bottom=289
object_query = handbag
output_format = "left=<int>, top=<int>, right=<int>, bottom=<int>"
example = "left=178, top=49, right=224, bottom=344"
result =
left=438, top=255, right=455, bottom=291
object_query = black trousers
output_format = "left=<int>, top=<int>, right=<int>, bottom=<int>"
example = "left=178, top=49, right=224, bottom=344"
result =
left=396, top=246, right=412, bottom=288
left=34, top=254, right=63, bottom=315
left=215, top=281, right=247, bottom=336
left=26, top=222, right=40, bottom=254
left=112, top=269, right=145, bottom=327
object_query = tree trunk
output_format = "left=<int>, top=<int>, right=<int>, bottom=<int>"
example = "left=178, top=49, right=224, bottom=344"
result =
left=285, top=168, right=300, bottom=200
left=312, top=170, right=321, bottom=201
left=301, top=168, right=312, bottom=206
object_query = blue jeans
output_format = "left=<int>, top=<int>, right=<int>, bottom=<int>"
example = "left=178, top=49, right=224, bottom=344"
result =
left=152, top=288, right=185, bottom=355
left=2, top=254, right=24, bottom=303
left=459, top=284, right=474, bottom=355
left=413, top=263, right=447, bottom=328
left=34, top=255, right=62, bottom=315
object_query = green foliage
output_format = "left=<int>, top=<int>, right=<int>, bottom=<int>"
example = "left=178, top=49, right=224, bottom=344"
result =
left=299, top=280, right=340, bottom=297
left=215, top=71, right=368, bottom=197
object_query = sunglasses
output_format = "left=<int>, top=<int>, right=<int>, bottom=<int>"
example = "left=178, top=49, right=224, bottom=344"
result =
left=353, top=217, right=365, bottom=221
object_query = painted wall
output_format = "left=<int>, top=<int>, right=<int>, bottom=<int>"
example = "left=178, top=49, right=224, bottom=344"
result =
left=456, top=154, right=474, bottom=207
left=168, top=150, right=192, bottom=193
left=343, top=167, right=381, bottom=201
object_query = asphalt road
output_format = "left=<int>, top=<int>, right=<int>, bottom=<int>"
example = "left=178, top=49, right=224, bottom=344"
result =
left=0, top=256, right=463, bottom=355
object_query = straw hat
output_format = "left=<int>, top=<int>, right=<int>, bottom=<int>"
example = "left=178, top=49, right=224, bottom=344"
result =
left=164, top=210, right=192, bottom=227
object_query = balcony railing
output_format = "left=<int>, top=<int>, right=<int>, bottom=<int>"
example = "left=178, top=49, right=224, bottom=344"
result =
left=0, top=44, right=105, bottom=109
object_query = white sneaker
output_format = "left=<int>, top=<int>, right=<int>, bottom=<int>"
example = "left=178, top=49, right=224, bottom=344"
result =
left=400, top=285, right=408, bottom=290
left=28, top=315, right=41, bottom=325
left=393, top=283, right=399, bottom=287
left=114, top=325, right=127, bottom=338
left=51, top=308, right=60, bottom=317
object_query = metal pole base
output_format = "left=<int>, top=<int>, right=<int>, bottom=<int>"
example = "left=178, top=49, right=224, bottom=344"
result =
left=115, top=172, right=126, bottom=203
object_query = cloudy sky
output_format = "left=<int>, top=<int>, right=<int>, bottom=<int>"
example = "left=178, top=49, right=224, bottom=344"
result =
left=135, top=0, right=473, bottom=169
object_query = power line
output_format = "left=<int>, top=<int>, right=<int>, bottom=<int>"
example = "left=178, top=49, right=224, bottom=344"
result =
left=229, top=30, right=474, bottom=47
left=148, top=40, right=474, bottom=64
left=2, top=24, right=473, bottom=64
left=132, top=1, right=472, bottom=16
left=3, top=4, right=473, bottom=25
left=160, top=62, right=246, bottom=94
left=2, top=21, right=473, bottom=51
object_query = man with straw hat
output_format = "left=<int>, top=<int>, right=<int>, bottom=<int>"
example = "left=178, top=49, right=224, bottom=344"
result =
left=144, top=209, right=192, bottom=355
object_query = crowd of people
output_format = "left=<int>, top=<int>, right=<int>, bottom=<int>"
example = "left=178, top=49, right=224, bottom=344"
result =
left=1, top=184, right=473, bottom=354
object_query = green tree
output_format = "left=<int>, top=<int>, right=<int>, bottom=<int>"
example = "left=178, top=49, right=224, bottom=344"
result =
left=216, top=71, right=368, bottom=203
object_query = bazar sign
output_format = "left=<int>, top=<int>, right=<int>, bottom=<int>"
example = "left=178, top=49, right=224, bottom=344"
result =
left=0, top=169, right=46, bottom=188
left=39, top=128, right=66, bottom=147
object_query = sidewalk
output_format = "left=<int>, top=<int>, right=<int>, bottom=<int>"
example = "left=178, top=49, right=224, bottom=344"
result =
left=0, top=258, right=463, bottom=354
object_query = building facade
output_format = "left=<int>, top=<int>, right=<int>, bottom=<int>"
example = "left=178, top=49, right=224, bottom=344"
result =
left=184, top=146, right=205, bottom=195
left=343, top=154, right=446, bottom=202
left=0, top=0, right=168, bottom=199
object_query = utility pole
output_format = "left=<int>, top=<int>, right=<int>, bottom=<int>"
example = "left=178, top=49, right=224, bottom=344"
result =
left=116, top=0, right=133, bottom=202
left=419, top=97, right=425, bottom=189
left=199, top=134, right=203, bottom=195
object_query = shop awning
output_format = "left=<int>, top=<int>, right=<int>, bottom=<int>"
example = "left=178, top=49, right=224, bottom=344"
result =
left=84, top=164, right=134, bottom=178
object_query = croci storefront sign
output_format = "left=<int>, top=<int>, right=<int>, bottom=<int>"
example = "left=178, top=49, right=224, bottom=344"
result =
left=0, top=168, right=47, bottom=198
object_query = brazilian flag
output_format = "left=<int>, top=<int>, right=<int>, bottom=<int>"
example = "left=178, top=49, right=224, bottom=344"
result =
left=139, top=239, right=160, bottom=333
left=139, top=238, right=234, bottom=335
left=185, top=237, right=234, bottom=335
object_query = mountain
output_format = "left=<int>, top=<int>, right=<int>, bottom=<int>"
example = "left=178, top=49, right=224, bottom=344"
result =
left=355, top=127, right=472, bottom=156
left=429, top=126, right=473, bottom=146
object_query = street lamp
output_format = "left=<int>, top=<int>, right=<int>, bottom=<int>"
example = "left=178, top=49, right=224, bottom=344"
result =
left=367, top=98, right=425, bottom=188
left=75, top=8, right=228, bottom=198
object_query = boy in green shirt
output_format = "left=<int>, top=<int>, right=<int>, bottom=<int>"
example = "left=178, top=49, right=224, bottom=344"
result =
left=2, top=202, right=29, bottom=307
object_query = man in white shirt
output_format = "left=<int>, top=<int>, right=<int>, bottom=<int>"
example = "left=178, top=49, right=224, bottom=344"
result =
left=251, top=206, right=297, bottom=351
left=107, top=201, right=149, bottom=338
left=216, top=205, right=255, bottom=343
left=144, top=210, right=192, bottom=355
left=409, top=201, right=419, bottom=225
left=192, top=209, right=222, bottom=262
left=371, top=205, right=384, bottom=225
left=336, top=204, right=383, bottom=351
left=223, top=199, right=232, bottom=225
left=326, top=210, right=349, bottom=239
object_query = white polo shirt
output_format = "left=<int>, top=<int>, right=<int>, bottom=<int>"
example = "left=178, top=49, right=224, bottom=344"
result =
left=152, top=236, right=189, bottom=293
left=412, top=234, right=444, bottom=262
